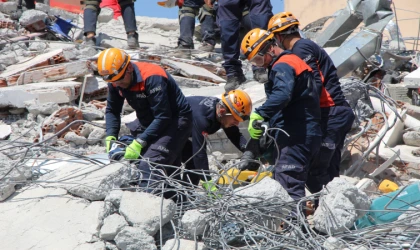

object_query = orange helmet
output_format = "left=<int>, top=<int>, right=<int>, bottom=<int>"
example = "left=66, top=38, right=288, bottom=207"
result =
left=241, top=28, right=274, bottom=61
left=97, top=48, right=131, bottom=82
left=221, top=89, right=252, bottom=122
left=268, top=12, right=300, bottom=34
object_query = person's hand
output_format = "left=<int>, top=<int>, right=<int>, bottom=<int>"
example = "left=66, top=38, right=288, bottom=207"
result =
left=105, top=136, right=116, bottom=153
left=248, top=112, right=264, bottom=139
left=124, top=140, right=143, bottom=159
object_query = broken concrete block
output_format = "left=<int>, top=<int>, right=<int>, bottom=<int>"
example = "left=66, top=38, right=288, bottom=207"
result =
left=393, top=205, right=420, bottom=232
left=0, top=81, right=81, bottom=109
left=340, top=77, right=374, bottom=123
left=40, top=162, right=132, bottom=201
left=88, top=127, right=106, bottom=145
left=323, top=237, right=346, bottom=250
left=114, top=227, right=157, bottom=250
left=41, top=107, right=83, bottom=137
left=0, top=52, right=18, bottom=66
left=181, top=209, right=208, bottom=237
left=0, top=2, right=18, bottom=15
left=79, top=123, right=94, bottom=138
left=28, top=41, right=47, bottom=52
left=0, top=124, right=11, bottom=139
left=98, top=7, right=114, bottom=23
left=26, top=101, right=60, bottom=116
left=324, top=177, right=371, bottom=218
left=100, top=213, right=128, bottom=241
left=105, top=189, right=124, bottom=208
left=339, top=175, right=360, bottom=185
left=105, top=242, right=119, bottom=250
left=119, top=192, right=176, bottom=236
left=235, top=177, right=294, bottom=204
left=101, top=201, right=118, bottom=222
left=100, top=38, right=125, bottom=49
left=63, top=47, right=80, bottom=60
left=43, top=133, right=58, bottom=145
left=35, top=3, right=50, bottom=13
left=77, top=47, right=99, bottom=59
left=314, top=192, right=357, bottom=234
left=0, top=182, right=15, bottom=201
left=161, top=59, right=226, bottom=83
left=407, top=163, right=420, bottom=178
left=74, top=241, right=106, bottom=250
left=356, top=178, right=377, bottom=196
left=162, top=239, right=204, bottom=250
left=0, top=186, right=105, bottom=249
left=65, top=132, right=87, bottom=145
left=19, top=9, right=48, bottom=27
left=403, top=131, right=420, bottom=147
left=82, top=108, right=104, bottom=121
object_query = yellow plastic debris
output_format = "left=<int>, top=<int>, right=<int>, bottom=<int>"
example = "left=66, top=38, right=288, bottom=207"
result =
left=378, top=179, right=399, bottom=193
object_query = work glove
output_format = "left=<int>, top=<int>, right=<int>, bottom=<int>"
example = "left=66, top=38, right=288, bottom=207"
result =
left=105, top=136, right=116, bottom=153
left=248, top=112, right=264, bottom=139
left=124, top=139, right=143, bottom=160
left=238, top=150, right=260, bottom=171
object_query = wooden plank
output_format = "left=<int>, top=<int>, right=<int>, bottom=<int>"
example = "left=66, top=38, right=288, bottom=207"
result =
left=161, top=59, right=226, bottom=84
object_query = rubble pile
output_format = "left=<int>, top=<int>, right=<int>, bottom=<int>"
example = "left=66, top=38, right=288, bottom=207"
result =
left=1, top=0, right=420, bottom=249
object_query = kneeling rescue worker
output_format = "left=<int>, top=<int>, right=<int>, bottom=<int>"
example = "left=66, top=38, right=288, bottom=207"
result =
left=182, top=90, right=252, bottom=185
left=98, top=48, right=193, bottom=189
left=268, top=12, right=355, bottom=194
left=240, top=28, right=322, bottom=201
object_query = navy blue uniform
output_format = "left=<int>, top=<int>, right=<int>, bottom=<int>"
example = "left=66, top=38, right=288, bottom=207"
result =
left=291, top=39, right=355, bottom=194
left=182, top=96, right=247, bottom=185
left=106, top=62, right=192, bottom=188
left=255, top=51, right=321, bottom=201
left=217, top=0, right=273, bottom=76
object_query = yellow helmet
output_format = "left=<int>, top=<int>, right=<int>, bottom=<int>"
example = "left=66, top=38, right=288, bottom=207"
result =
left=240, top=28, right=274, bottom=61
left=268, top=12, right=300, bottom=34
left=97, top=48, right=131, bottom=82
left=221, top=89, right=252, bottom=122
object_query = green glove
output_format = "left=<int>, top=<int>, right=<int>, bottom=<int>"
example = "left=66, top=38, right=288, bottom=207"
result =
left=248, top=112, right=264, bottom=139
left=124, top=139, right=143, bottom=160
left=105, top=136, right=116, bottom=153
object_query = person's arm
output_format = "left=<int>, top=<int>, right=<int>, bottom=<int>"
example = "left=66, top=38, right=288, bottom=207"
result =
left=255, top=63, right=296, bottom=119
left=105, top=83, right=124, bottom=137
left=191, top=119, right=209, bottom=173
left=223, top=126, right=247, bottom=152
left=137, top=75, right=172, bottom=144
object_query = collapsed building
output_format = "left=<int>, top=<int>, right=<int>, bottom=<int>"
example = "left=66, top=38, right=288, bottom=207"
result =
left=1, top=0, right=420, bottom=249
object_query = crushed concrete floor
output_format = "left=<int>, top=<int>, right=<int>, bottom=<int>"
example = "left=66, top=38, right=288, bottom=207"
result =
left=1, top=0, right=420, bottom=249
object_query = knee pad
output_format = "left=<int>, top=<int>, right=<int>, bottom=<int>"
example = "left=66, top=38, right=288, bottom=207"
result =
left=83, top=0, right=100, bottom=11
left=198, top=4, right=214, bottom=23
left=118, top=0, right=135, bottom=7
left=179, top=6, right=199, bottom=20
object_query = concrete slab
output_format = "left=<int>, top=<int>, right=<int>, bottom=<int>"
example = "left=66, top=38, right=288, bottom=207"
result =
left=0, top=49, right=64, bottom=80
left=39, top=162, right=132, bottom=201
left=0, top=124, right=11, bottom=139
left=162, top=239, right=204, bottom=250
left=161, top=59, right=226, bottom=83
left=0, top=186, right=104, bottom=250
left=0, top=81, right=81, bottom=108
left=403, top=68, right=420, bottom=87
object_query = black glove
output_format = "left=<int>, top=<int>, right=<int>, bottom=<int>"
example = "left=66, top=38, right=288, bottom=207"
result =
left=238, top=150, right=260, bottom=171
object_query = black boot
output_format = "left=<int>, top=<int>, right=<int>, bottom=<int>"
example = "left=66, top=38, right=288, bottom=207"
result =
left=224, top=73, right=247, bottom=92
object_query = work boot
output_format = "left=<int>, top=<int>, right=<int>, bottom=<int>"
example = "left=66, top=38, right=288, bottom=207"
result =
left=84, top=36, right=96, bottom=47
left=253, top=68, right=269, bottom=83
left=168, top=45, right=192, bottom=59
left=224, top=73, right=247, bottom=92
left=198, top=41, right=215, bottom=52
left=127, top=32, right=139, bottom=49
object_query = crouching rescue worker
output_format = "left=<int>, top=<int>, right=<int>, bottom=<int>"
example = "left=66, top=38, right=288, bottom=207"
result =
left=98, top=48, right=193, bottom=190
left=240, top=29, right=321, bottom=201
left=182, top=90, right=252, bottom=186
left=268, top=12, right=355, bottom=194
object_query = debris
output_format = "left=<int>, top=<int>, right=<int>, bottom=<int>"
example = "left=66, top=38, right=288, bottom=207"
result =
left=119, top=191, right=176, bottom=236
left=162, top=239, right=204, bottom=250
left=105, top=189, right=124, bottom=207
left=26, top=101, right=60, bottom=116
left=100, top=213, right=128, bottom=241
left=162, top=59, right=226, bottom=84
left=355, top=178, right=377, bottom=196
left=64, top=131, right=87, bottom=145
left=181, top=209, right=208, bottom=237
left=41, top=107, right=83, bottom=136
left=114, top=227, right=157, bottom=250
left=403, top=131, right=420, bottom=147
left=0, top=124, right=11, bottom=139
left=87, top=127, right=106, bottom=145
left=82, top=107, right=104, bottom=121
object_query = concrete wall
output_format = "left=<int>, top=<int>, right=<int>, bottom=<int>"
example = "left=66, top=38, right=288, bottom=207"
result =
left=284, top=0, right=420, bottom=49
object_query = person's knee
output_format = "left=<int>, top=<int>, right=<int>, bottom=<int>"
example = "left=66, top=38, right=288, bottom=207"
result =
left=179, top=6, right=199, bottom=20
left=84, top=0, right=100, bottom=12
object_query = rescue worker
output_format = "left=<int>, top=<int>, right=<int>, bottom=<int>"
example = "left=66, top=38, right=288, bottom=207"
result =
left=205, top=0, right=273, bottom=91
left=182, top=90, right=252, bottom=185
left=268, top=12, right=355, bottom=194
left=83, top=0, right=139, bottom=48
left=241, top=28, right=322, bottom=201
left=98, top=48, right=193, bottom=190
left=171, top=1, right=216, bottom=59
